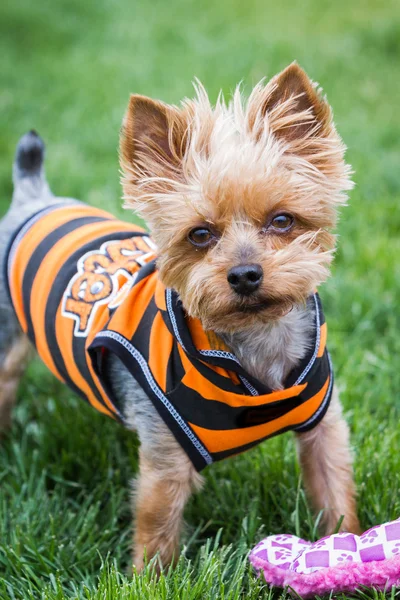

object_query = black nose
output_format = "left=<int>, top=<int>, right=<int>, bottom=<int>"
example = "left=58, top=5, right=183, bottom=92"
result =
left=227, top=264, right=263, bottom=296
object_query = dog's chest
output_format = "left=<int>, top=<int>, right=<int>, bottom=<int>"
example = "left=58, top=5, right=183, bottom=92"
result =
left=221, top=306, right=314, bottom=390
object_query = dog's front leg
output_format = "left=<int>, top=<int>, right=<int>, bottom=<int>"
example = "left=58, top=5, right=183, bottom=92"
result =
left=295, top=386, right=360, bottom=535
left=132, top=444, right=203, bottom=572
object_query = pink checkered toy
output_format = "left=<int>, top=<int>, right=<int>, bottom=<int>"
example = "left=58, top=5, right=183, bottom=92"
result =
left=249, top=518, right=400, bottom=597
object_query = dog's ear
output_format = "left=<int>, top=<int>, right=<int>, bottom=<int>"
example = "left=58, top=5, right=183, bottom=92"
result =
left=120, top=95, right=188, bottom=181
left=250, top=63, right=332, bottom=144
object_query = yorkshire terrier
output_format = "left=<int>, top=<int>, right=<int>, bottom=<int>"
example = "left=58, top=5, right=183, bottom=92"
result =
left=0, top=63, right=360, bottom=571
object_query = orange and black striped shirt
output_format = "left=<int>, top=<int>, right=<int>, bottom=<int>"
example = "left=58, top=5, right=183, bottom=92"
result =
left=6, top=203, right=333, bottom=471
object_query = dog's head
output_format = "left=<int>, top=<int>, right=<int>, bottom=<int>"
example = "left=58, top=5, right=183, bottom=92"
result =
left=120, top=63, right=353, bottom=333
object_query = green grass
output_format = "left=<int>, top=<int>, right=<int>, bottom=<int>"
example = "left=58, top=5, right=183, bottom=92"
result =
left=1, top=0, right=400, bottom=598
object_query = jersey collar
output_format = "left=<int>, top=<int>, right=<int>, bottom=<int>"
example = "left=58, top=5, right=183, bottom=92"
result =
left=161, top=286, right=325, bottom=395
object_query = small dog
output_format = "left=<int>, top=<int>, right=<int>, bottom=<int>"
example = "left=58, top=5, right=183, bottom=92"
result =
left=0, top=63, right=360, bottom=571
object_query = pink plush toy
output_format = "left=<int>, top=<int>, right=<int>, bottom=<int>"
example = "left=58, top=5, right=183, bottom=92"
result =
left=249, top=518, right=400, bottom=597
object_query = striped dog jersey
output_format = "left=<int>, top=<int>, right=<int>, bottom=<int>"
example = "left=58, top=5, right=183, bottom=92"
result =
left=6, top=203, right=334, bottom=471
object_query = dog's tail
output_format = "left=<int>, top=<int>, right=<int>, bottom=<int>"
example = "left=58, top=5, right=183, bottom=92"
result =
left=12, top=130, right=52, bottom=202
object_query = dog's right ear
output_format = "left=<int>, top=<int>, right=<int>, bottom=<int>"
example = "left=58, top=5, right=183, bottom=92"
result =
left=120, top=95, right=188, bottom=182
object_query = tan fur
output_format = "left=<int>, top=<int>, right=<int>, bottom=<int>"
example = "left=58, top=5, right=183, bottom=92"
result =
left=296, top=387, right=360, bottom=534
left=133, top=448, right=203, bottom=572
left=120, top=63, right=353, bottom=333
left=0, top=337, right=31, bottom=430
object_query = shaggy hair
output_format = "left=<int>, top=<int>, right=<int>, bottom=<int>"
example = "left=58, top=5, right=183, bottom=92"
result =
left=120, top=63, right=353, bottom=333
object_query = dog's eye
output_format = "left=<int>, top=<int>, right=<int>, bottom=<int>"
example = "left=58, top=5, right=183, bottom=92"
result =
left=269, top=214, right=294, bottom=232
left=188, top=227, right=215, bottom=248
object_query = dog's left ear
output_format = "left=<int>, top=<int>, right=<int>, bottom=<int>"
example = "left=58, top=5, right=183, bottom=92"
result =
left=120, top=95, right=188, bottom=181
left=251, top=62, right=333, bottom=144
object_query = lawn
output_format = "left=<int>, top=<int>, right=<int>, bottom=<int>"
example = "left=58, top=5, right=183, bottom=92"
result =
left=1, top=0, right=400, bottom=598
